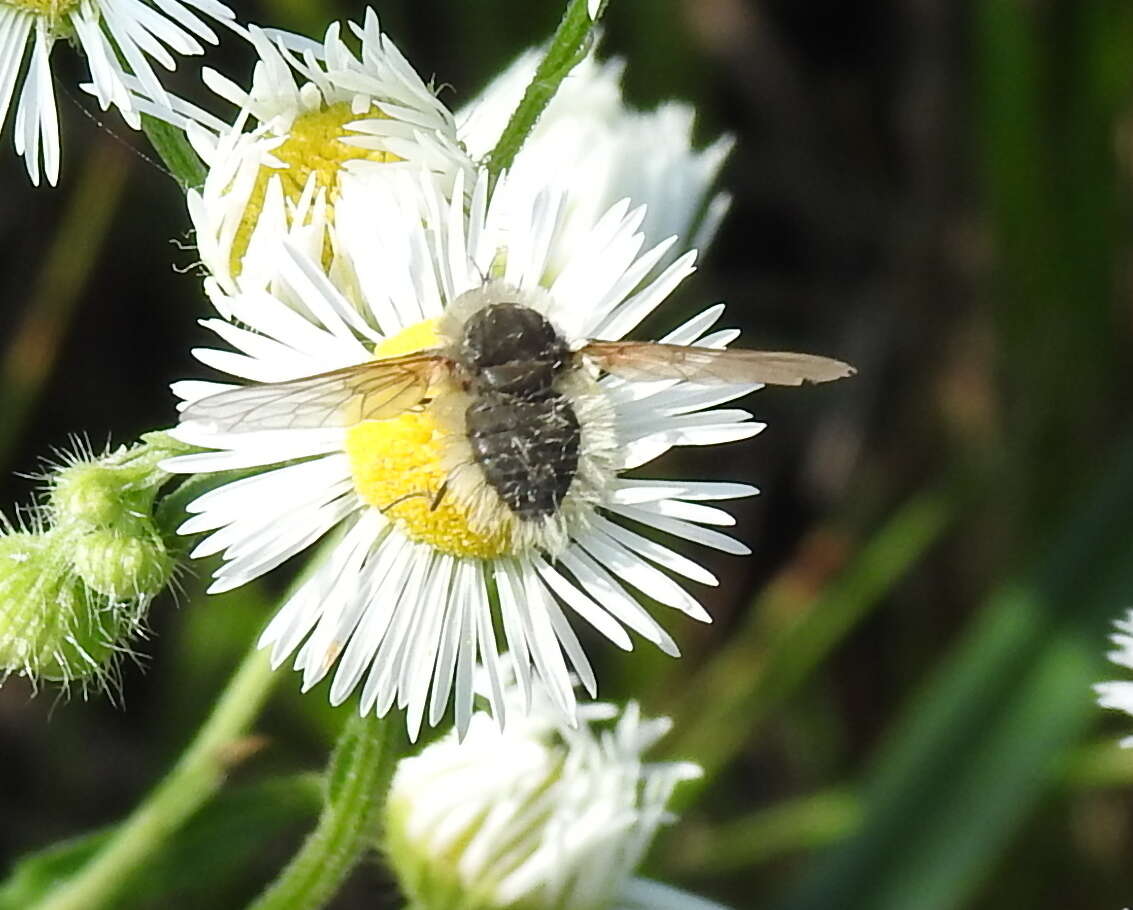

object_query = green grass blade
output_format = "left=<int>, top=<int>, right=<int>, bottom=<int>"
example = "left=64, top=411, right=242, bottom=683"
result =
left=777, top=441, right=1133, bottom=910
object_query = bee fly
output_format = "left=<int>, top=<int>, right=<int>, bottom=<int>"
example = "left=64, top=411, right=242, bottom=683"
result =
left=458, top=302, right=582, bottom=519
left=180, top=282, right=855, bottom=526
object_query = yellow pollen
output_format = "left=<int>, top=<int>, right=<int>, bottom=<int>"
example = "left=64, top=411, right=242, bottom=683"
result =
left=345, top=320, right=512, bottom=559
left=374, top=319, right=444, bottom=358
left=231, top=100, right=399, bottom=277
left=8, top=0, right=78, bottom=26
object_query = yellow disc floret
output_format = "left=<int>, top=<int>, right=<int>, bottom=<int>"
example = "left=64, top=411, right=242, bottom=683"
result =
left=345, top=320, right=512, bottom=560
left=231, top=101, right=399, bottom=277
left=374, top=319, right=444, bottom=358
left=8, top=0, right=78, bottom=28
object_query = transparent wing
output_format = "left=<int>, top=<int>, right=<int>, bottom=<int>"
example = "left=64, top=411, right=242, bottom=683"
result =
left=179, top=352, right=452, bottom=432
left=581, top=341, right=855, bottom=386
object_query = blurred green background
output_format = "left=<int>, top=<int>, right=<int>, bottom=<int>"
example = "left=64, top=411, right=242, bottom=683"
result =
left=3, top=0, right=1133, bottom=907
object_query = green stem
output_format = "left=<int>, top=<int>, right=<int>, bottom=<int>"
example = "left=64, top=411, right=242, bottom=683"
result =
left=31, top=645, right=277, bottom=910
left=141, top=115, right=207, bottom=189
left=247, top=712, right=406, bottom=910
left=483, top=0, right=608, bottom=180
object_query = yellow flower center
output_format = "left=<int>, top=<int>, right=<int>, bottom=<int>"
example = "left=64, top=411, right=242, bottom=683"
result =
left=231, top=100, right=399, bottom=277
left=7, top=0, right=78, bottom=26
left=345, top=321, right=512, bottom=560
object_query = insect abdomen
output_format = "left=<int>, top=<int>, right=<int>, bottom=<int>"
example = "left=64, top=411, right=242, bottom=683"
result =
left=465, top=392, right=580, bottom=519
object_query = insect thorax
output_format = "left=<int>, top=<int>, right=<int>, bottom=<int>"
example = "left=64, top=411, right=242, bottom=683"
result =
left=458, top=303, right=571, bottom=397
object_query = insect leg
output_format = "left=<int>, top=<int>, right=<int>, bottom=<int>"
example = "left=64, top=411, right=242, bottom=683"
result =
left=379, top=491, right=431, bottom=512
left=430, top=481, right=449, bottom=512
left=377, top=482, right=449, bottom=514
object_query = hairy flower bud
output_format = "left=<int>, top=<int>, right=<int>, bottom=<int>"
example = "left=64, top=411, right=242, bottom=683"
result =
left=0, top=434, right=191, bottom=690
left=0, top=530, right=127, bottom=684
left=49, top=461, right=149, bottom=530
left=47, top=434, right=182, bottom=528
left=44, top=434, right=184, bottom=604
left=72, top=527, right=173, bottom=601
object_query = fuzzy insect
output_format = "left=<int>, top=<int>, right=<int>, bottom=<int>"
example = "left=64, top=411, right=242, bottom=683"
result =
left=180, top=284, right=855, bottom=525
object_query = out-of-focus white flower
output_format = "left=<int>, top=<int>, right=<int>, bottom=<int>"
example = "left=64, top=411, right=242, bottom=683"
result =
left=165, top=167, right=760, bottom=741
left=0, top=0, right=236, bottom=185
left=1096, top=609, right=1133, bottom=747
left=384, top=672, right=727, bottom=910
left=458, top=48, right=733, bottom=277
left=187, top=9, right=473, bottom=298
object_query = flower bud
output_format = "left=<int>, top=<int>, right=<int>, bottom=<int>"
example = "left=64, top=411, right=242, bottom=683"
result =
left=0, top=531, right=126, bottom=684
left=0, top=435, right=189, bottom=691
left=383, top=672, right=718, bottom=910
left=71, top=527, right=173, bottom=602
left=49, top=461, right=148, bottom=530
left=44, top=435, right=183, bottom=604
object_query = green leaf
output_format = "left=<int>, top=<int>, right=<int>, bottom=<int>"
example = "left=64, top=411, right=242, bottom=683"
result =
left=140, top=116, right=206, bottom=190
left=0, top=836, right=107, bottom=910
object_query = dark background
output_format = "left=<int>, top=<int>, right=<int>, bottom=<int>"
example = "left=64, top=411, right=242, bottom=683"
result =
left=2, top=1, right=1133, bottom=907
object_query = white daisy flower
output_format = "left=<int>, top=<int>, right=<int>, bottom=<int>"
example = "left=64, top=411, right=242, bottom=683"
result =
left=458, top=47, right=734, bottom=276
left=0, top=0, right=236, bottom=186
left=186, top=10, right=473, bottom=298
left=164, top=168, right=850, bottom=740
left=1096, top=609, right=1133, bottom=747
left=384, top=670, right=726, bottom=910
left=189, top=25, right=730, bottom=300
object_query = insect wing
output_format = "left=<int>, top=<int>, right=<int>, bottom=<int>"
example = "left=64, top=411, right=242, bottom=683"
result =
left=581, top=341, right=855, bottom=387
left=180, top=352, right=451, bottom=432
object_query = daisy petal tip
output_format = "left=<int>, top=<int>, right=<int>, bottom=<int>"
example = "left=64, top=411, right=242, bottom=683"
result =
left=327, top=683, right=352, bottom=707
left=689, top=602, right=713, bottom=623
left=205, top=577, right=236, bottom=595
